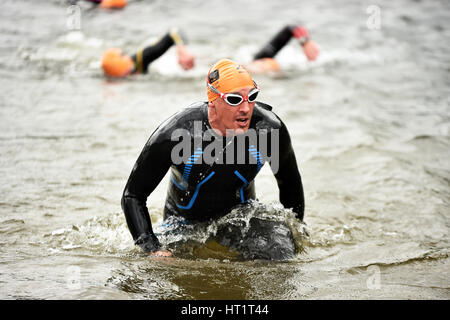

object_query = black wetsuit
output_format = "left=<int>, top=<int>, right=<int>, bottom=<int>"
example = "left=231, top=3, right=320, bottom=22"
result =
left=254, top=25, right=305, bottom=60
left=121, top=102, right=305, bottom=252
left=131, top=28, right=187, bottom=74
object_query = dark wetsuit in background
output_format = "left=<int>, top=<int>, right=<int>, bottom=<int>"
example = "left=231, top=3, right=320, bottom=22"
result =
left=131, top=28, right=187, bottom=74
left=254, top=25, right=306, bottom=60
left=121, top=102, right=305, bottom=252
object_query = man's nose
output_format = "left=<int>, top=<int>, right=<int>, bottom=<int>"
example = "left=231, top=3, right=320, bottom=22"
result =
left=238, top=101, right=250, bottom=113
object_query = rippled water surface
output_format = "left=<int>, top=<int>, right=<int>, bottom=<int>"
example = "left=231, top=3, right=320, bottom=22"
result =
left=0, top=0, right=449, bottom=299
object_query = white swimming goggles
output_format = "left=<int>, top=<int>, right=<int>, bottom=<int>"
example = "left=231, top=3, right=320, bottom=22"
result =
left=207, top=83, right=260, bottom=106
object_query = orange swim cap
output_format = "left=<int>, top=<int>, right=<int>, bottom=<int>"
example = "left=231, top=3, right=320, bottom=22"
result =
left=100, top=0, right=127, bottom=9
left=101, top=48, right=134, bottom=78
left=206, top=59, right=255, bottom=103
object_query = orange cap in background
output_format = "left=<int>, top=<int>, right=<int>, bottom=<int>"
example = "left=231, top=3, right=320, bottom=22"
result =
left=101, top=48, right=134, bottom=78
left=206, top=59, right=255, bottom=102
left=100, top=0, right=128, bottom=9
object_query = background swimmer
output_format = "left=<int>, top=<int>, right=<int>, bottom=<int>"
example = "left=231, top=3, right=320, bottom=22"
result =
left=70, top=0, right=128, bottom=10
left=101, top=27, right=195, bottom=78
left=246, top=24, right=319, bottom=74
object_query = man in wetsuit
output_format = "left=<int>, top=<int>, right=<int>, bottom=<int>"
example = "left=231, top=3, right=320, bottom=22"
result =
left=246, top=24, right=319, bottom=74
left=101, top=27, right=194, bottom=77
left=121, top=59, right=305, bottom=257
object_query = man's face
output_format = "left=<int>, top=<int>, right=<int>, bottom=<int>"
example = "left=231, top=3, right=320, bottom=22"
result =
left=209, top=86, right=256, bottom=135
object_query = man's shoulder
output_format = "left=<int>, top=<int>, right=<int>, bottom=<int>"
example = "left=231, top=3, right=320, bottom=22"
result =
left=169, top=101, right=207, bottom=123
left=255, top=101, right=273, bottom=112
left=149, top=102, right=207, bottom=141
left=159, top=101, right=206, bottom=129
left=180, top=101, right=208, bottom=115
left=253, top=101, right=282, bottom=129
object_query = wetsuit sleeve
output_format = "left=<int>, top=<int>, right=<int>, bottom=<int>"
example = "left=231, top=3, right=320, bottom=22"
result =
left=121, top=130, right=173, bottom=252
left=253, top=24, right=307, bottom=60
left=272, top=119, right=305, bottom=221
left=131, top=27, right=188, bottom=74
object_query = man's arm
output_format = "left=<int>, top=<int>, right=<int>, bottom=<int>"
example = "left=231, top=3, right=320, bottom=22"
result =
left=272, top=120, right=305, bottom=221
left=132, top=27, right=194, bottom=74
left=253, top=24, right=319, bottom=62
left=121, top=130, right=172, bottom=253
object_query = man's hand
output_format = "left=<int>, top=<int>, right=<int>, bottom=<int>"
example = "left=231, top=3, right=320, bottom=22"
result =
left=148, top=249, right=173, bottom=258
left=177, top=45, right=195, bottom=70
left=302, top=40, right=319, bottom=61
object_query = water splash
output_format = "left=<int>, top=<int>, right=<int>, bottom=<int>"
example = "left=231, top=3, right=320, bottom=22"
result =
left=45, top=201, right=309, bottom=261
left=45, top=212, right=135, bottom=255
left=155, top=201, right=310, bottom=261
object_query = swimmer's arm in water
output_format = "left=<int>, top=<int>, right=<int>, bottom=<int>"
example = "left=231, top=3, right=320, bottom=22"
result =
left=170, top=27, right=195, bottom=70
left=176, top=44, right=195, bottom=70
left=121, top=129, right=174, bottom=255
left=131, top=27, right=194, bottom=74
left=291, top=25, right=319, bottom=61
left=272, top=119, right=305, bottom=221
left=286, top=24, right=319, bottom=61
left=301, top=40, right=319, bottom=61
left=253, top=24, right=319, bottom=62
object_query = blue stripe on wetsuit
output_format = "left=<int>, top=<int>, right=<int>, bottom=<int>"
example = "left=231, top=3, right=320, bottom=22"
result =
left=172, top=147, right=203, bottom=191
left=176, top=171, right=215, bottom=210
left=182, top=147, right=203, bottom=181
left=174, top=146, right=257, bottom=209
left=248, top=145, right=264, bottom=171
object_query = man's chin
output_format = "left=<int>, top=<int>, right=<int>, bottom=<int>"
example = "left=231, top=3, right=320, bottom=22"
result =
left=235, top=127, right=248, bottom=135
left=225, top=127, right=249, bottom=136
